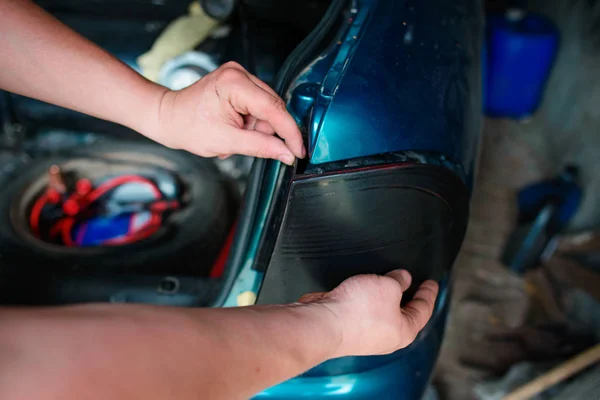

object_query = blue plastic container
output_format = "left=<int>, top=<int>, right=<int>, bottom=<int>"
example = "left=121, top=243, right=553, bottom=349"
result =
left=485, top=10, right=559, bottom=118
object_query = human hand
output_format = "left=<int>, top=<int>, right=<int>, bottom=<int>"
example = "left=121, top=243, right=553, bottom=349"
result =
left=298, top=269, right=439, bottom=358
left=146, top=62, right=305, bottom=165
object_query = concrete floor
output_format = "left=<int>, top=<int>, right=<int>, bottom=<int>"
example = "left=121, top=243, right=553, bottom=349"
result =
left=433, top=1, right=600, bottom=398
left=519, top=0, right=600, bottom=231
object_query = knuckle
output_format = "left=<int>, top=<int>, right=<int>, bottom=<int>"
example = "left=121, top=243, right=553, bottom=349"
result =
left=421, top=288, right=438, bottom=304
left=222, top=61, right=244, bottom=70
left=218, top=67, right=245, bottom=84
left=269, top=96, right=287, bottom=113
left=382, top=278, right=404, bottom=298
left=421, top=280, right=439, bottom=291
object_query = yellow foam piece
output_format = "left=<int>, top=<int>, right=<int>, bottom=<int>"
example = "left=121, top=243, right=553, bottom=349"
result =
left=236, top=291, right=257, bottom=307
left=137, top=2, right=219, bottom=82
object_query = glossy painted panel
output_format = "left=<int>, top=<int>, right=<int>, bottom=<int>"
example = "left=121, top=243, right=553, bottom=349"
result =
left=289, top=0, right=483, bottom=179
left=253, top=278, right=449, bottom=399
left=222, top=1, right=482, bottom=399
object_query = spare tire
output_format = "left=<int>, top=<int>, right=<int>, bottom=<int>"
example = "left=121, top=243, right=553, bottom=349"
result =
left=0, top=141, right=237, bottom=276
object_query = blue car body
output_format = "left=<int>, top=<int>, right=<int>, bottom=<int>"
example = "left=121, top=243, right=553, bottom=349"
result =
left=0, top=1, right=483, bottom=398
left=215, top=0, right=483, bottom=398
left=254, top=280, right=450, bottom=399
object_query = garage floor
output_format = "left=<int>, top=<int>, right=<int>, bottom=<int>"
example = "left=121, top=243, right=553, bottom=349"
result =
left=433, top=1, right=600, bottom=398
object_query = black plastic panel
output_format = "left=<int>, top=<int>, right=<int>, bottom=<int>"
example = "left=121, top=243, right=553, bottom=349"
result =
left=256, top=164, right=469, bottom=304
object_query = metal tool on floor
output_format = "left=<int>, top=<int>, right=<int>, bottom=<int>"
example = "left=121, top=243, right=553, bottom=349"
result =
left=501, top=165, right=582, bottom=273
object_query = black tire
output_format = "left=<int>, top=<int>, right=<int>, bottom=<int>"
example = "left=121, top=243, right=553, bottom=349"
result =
left=0, top=141, right=237, bottom=276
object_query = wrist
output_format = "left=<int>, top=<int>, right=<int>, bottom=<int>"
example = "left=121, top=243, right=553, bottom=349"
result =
left=123, top=78, right=172, bottom=144
left=293, top=302, right=345, bottom=361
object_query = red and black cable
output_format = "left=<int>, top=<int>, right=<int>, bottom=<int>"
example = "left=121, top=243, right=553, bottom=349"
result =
left=30, top=174, right=179, bottom=247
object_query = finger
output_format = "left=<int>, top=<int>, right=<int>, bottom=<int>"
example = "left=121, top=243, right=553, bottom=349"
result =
left=401, top=280, right=439, bottom=334
left=244, top=116, right=276, bottom=135
left=385, top=269, right=412, bottom=293
left=218, top=154, right=231, bottom=160
left=223, top=127, right=296, bottom=165
left=254, top=119, right=276, bottom=135
left=297, top=292, right=327, bottom=304
left=244, top=115, right=258, bottom=131
left=228, top=82, right=303, bottom=156
left=238, top=74, right=295, bottom=136
left=218, top=74, right=305, bottom=158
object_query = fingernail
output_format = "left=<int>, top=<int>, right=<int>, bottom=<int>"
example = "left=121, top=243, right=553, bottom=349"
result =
left=278, top=154, right=295, bottom=166
left=399, top=269, right=412, bottom=282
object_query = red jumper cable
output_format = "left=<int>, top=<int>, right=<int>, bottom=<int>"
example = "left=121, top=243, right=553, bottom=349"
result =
left=29, top=167, right=178, bottom=247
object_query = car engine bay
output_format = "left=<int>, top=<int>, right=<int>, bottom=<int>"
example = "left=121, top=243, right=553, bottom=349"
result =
left=0, top=0, right=330, bottom=306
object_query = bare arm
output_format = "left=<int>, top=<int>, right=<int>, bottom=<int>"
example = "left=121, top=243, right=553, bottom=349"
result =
left=0, top=0, right=305, bottom=164
left=0, top=0, right=164, bottom=136
left=0, top=303, right=339, bottom=400
left=0, top=270, right=438, bottom=400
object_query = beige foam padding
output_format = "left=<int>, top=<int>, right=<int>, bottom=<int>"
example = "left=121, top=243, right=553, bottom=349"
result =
left=137, top=2, right=219, bottom=82
left=236, top=291, right=257, bottom=307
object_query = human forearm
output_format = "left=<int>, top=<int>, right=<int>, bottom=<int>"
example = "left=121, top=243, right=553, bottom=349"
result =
left=0, top=270, right=438, bottom=399
left=0, top=0, right=305, bottom=162
left=0, top=0, right=165, bottom=136
left=187, top=303, right=341, bottom=399
left=0, top=303, right=340, bottom=400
